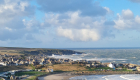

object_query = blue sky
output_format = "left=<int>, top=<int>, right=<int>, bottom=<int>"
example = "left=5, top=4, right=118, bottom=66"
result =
left=100, top=0, right=140, bottom=16
left=0, top=0, right=140, bottom=48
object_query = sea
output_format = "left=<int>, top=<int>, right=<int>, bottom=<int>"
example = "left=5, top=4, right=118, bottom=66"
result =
left=69, top=74, right=140, bottom=80
left=49, top=48, right=140, bottom=80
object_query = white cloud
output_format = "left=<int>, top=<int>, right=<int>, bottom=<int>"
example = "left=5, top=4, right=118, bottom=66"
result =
left=0, top=0, right=34, bottom=25
left=122, top=9, right=134, bottom=19
left=103, top=7, right=113, bottom=14
left=57, top=27, right=100, bottom=41
left=135, top=16, right=140, bottom=24
left=0, top=0, right=35, bottom=41
left=114, top=9, right=139, bottom=30
left=5, top=27, right=12, bottom=31
left=20, top=1, right=29, bottom=11
left=42, top=11, right=114, bottom=41
left=37, top=0, right=108, bottom=17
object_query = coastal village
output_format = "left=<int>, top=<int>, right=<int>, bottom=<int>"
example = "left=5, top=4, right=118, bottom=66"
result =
left=0, top=53, right=140, bottom=80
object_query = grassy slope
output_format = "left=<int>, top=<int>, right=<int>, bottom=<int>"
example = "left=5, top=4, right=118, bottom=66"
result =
left=0, top=47, right=82, bottom=55
left=0, top=50, right=23, bottom=55
left=0, top=65, right=32, bottom=72
left=15, top=71, right=47, bottom=80
left=45, top=64, right=88, bottom=71
left=15, top=71, right=46, bottom=76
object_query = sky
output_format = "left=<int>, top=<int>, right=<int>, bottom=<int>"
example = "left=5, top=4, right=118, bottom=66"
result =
left=0, top=0, right=140, bottom=48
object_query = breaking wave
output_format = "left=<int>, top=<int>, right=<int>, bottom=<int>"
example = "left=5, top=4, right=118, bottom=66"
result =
left=48, top=53, right=127, bottom=62
left=70, top=74, right=140, bottom=80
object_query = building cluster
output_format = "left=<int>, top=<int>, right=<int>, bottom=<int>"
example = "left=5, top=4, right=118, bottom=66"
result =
left=0, top=54, right=22, bottom=66
left=0, top=54, right=140, bottom=72
left=0, top=54, right=74, bottom=67
left=85, top=62, right=140, bottom=71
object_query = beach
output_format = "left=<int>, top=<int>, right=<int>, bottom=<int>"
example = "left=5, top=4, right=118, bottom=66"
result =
left=38, top=72, right=77, bottom=80
left=38, top=72, right=140, bottom=80
left=37, top=71, right=140, bottom=80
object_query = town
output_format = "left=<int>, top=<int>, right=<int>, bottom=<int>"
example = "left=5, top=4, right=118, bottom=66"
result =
left=0, top=53, right=140, bottom=80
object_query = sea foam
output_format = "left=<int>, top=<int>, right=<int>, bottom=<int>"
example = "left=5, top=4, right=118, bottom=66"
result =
left=70, top=74, right=140, bottom=80
left=48, top=53, right=127, bottom=63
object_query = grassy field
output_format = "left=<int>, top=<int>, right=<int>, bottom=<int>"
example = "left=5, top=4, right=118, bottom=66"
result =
left=15, top=71, right=46, bottom=76
left=15, top=71, right=47, bottom=80
left=0, top=65, right=32, bottom=72
left=0, top=47, right=82, bottom=55
left=45, top=64, right=88, bottom=71
left=0, top=50, right=23, bottom=55
left=86, top=67, right=113, bottom=71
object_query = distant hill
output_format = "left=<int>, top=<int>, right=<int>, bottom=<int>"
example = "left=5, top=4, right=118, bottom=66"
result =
left=0, top=47, right=83, bottom=55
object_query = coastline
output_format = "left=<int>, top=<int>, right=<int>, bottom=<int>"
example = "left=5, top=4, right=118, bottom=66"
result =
left=38, top=72, right=78, bottom=80
left=37, top=71, right=140, bottom=80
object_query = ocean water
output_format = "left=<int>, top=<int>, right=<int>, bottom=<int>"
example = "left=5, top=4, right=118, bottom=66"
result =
left=49, top=48, right=140, bottom=80
left=49, top=48, right=140, bottom=65
left=69, top=74, right=140, bottom=80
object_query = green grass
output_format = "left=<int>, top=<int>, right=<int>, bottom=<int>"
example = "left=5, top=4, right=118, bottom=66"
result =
left=15, top=71, right=46, bottom=76
left=115, top=68, right=133, bottom=71
left=25, top=72, right=47, bottom=80
left=86, top=67, right=134, bottom=72
left=86, top=67, right=95, bottom=71
left=86, top=67, right=113, bottom=71
left=30, top=64, right=35, bottom=70
left=15, top=71, right=47, bottom=80
left=53, top=70, right=63, bottom=72
left=95, top=67, right=113, bottom=70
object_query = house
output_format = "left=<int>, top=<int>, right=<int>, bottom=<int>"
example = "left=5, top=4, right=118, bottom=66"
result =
left=95, top=61, right=101, bottom=64
left=116, top=63, right=124, bottom=68
left=40, top=62, right=43, bottom=65
left=0, top=62, right=7, bottom=66
left=41, top=58, right=45, bottom=62
left=127, top=63, right=137, bottom=69
left=86, top=64, right=91, bottom=67
left=59, top=58, right=64, bottom=62
left=33, top=61, right=40, bottom=65
left=10, top=75, right=16, bottom=80
left=2, top=59, right=6, bottom=62
left=8, top=62, right=16, bottom=66
left=19, top=61, right=24, bottom=65
left=64, top=59, right=69, bottom=63
left=91, top=62, right=96, bottom=66
left=136, top=66, right=140, bottom=71
left=71, top=61, right=78, bottom=65
left=4, top=54, right=8, bottom=57
left=108, top=63, right=115, bottom=69
left=55, top=61, right=61, bottom=64
left=93, top=64, right=104, bottom=68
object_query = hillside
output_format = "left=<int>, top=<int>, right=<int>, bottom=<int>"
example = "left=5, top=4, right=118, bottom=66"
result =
left=0, top=47, right=82, bottom=55
left=0, top=65, right=32, bottom=72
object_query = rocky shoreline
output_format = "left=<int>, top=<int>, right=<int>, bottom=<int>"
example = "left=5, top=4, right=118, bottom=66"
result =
left=71, top=71, right=140, bottom=75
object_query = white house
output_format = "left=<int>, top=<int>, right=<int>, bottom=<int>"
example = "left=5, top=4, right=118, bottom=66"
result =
left=0, top=62, right=7, bottom=66
left=108, top=63, right=115, bottom=68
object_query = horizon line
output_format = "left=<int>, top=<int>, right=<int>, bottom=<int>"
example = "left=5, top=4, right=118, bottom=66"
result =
left=1, top=46, right=140, bottom=49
